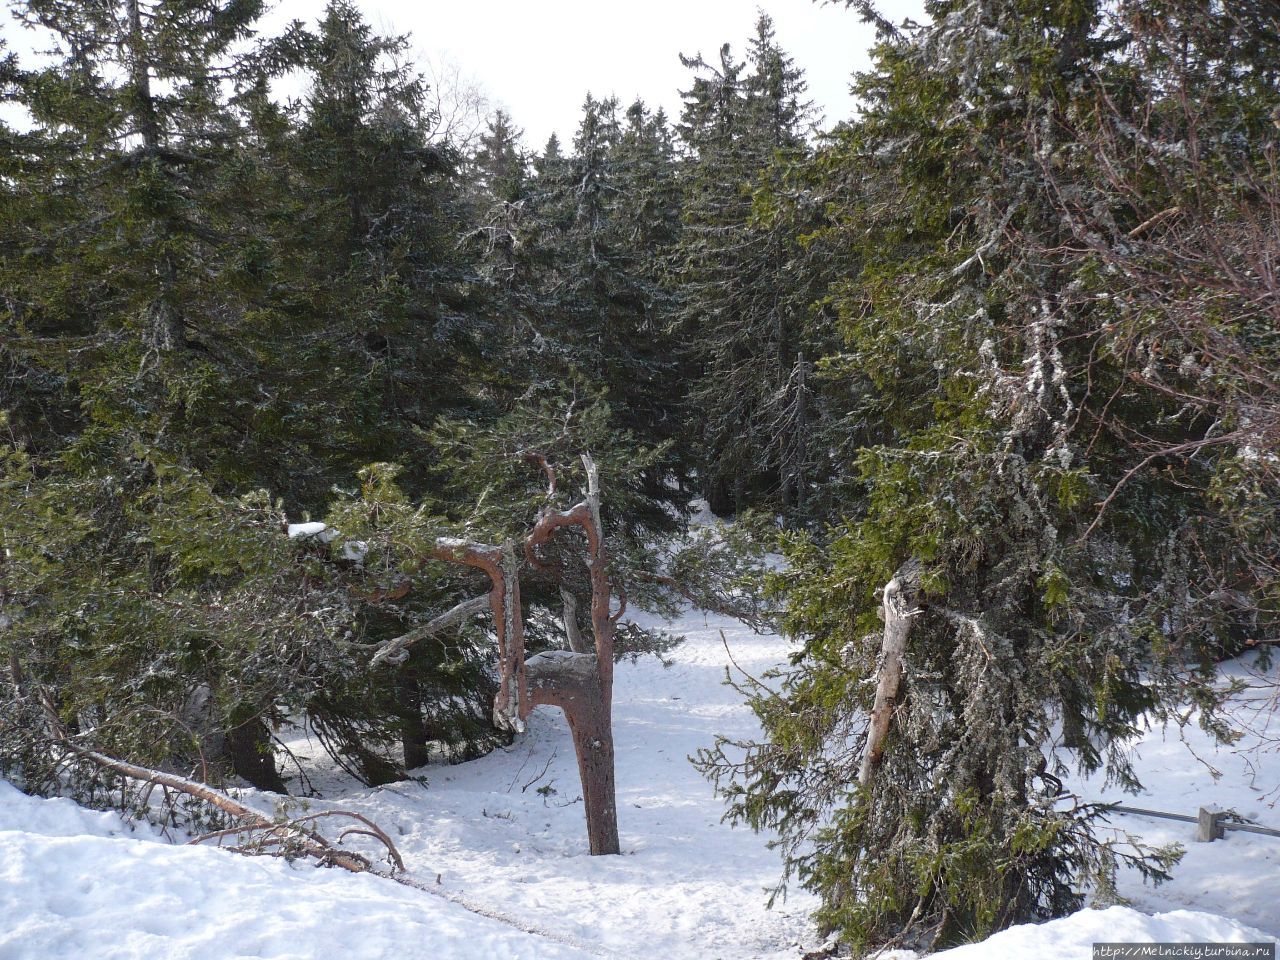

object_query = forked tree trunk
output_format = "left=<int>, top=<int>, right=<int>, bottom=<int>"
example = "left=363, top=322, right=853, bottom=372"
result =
left=523, top=454, right=620, bottom=855
left=426, top=454, right=621, bottom=854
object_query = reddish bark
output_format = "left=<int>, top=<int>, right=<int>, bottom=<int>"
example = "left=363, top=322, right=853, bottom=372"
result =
left=432, top=454, right=621, bottom=855
left=525, top=651, right=619, bottom=855
left=521, top=454, right=620, bottom=855
left=432, top=539, right=529, bottom=732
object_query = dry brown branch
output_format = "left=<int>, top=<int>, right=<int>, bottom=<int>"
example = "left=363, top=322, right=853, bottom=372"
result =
left=59, top=739, right=375, bottom=872
left=1076, top=433, right=1243, bottom=543
left=281, top=810, right=405, bottom=871
left=1127, top=205, right=1181, bottom=238
left=520, top=451, right=557, bottom=499
left=192, top=819, right=374, bottom=873
left=41, top=690, right=399, bottom=873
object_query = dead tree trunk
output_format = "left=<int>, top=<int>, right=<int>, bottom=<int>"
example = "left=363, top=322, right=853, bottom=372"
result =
left=857, top=559, right=922, bottom=791
left=388, top=454, right=622, bottom=855
left=523, top=454, right=620, bottom=855
left=559, top=587, right=591, bottom=655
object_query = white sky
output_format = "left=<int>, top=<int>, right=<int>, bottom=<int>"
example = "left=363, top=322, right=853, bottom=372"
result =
left=3, top=1, right=927, bottom=149
left=262, top=0, right=926, bottom=149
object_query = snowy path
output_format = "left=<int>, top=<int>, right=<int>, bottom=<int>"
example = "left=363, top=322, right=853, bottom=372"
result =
left=278, top=605, right=820, bottom=960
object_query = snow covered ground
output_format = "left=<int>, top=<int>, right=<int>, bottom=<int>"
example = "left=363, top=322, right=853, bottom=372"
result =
left=892, top=906, right=1274, bottom=960
left=267, top=604, right=822, bottom=960
left=0, top=778, right=593, bottom=960
left=2, top=597, right=1277, bottom=958
left=1073, top=652, right=1280, bottom=938
left=0, top=605, right=820, bottom=960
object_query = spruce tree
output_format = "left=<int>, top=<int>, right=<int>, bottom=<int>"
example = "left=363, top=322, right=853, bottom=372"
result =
left=695, top=1, right=1261, bottom=950
left=472, top=108, right=527, bottom=203
left=671, top=15, right=820, bottom=516
left=0, top=0, right=495, bottom=793
left=555, top=95, right=687, bottom=508
left=0, top=0, right=316, bottom=791
left=466, top=94, right=689, bottom=535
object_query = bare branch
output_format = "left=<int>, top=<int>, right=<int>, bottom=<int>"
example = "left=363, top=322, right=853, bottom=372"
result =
left=368, top=595, right=489, bottom=668
left=432, top=538, right=528, bottom=732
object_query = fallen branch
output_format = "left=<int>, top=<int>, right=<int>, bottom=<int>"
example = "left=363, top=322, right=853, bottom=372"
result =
left=41, top=692, right=399, bottom=873
left=192, top=809, right=405, bottom=872
left=1127, top=204, right=1181, bottom=238
left=62, top=742, right=374, bottom=871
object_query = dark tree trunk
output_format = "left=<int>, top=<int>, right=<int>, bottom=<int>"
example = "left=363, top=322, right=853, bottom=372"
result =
left=125, top=0, right=184, bottom=354
left=1062, top=703, right=1086, bottom=751
left=226, top=719, right=288, bottom=794
left=705, top=472, right=733, bottom=516
left=792, top=352, right=809, bottom=514
left=396, top=675, right=432, bottom=771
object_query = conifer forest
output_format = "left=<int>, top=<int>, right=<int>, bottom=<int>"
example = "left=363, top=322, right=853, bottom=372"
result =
left=1, top=1, right=1278, bottom=958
